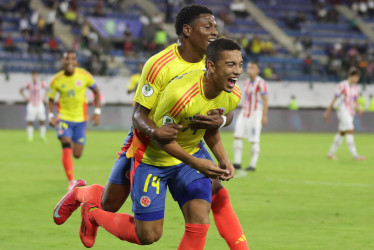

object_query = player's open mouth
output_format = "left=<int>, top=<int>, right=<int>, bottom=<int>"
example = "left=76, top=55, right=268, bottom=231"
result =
left=208, top=38, right=216, bottom=43
left=228, top=78, right=238, bottom=88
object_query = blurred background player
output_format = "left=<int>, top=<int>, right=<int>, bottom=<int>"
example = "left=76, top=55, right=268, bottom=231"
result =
left=19, top=71, right=47, bottom=142
left=127, top=62, right=144, bottom=106
left=233, top=61, right=268, bottom=171
left=48, top=51, right=101, bottom=189
left=324, top=67, right=365, bottom=161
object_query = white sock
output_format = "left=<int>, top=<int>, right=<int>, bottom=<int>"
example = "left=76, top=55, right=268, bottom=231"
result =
left=345, top=134, right=358, bottom=157
left=40, top=125, right=46, bottom=138
left=328, top=134, right=343, bottom=155
left=233, top=139, right=243, bottom=164
left=27, top=125, right=33, bottom=139
left=249, top=142, right=260, bottom=168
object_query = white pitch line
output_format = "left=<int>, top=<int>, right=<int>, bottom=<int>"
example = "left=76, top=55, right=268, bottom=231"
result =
left=266, top=178, right=373, bottom=188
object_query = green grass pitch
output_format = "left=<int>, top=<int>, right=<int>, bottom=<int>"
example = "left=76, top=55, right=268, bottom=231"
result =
left=0, top=130, right=373, bottom=249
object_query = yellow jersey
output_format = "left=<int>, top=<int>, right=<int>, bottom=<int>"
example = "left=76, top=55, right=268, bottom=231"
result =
left=127, top=73, right=141, bottom=92
left=130, top=69, right=241, bottom=166
left=133, top=43, right=206, bottom=118
left=49, top=67, right=96, bottom=122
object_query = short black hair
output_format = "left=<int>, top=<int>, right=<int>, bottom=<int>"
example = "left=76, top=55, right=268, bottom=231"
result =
left=348, top=66, right=361, bottom=76
left=206, top=38, right=241, bottom=64
left=175, top=4, right=213, bottom=37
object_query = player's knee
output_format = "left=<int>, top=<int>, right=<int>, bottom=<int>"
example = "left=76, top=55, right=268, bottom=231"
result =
left=73, top=152, right=82, bottom=158
left=137, top=230, right=162, bottom=245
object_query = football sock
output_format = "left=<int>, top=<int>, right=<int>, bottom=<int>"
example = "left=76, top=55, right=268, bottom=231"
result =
left=75, top=184, right=104, bottom=209
left=233, top=139, right=243, bottom=164
left=27, top=125, right=33, bottom=139
left=345, top=134, right=358, bottom=157
left=328, top=133, right=343, bottom=155
left=211, top=188, right=248, bottom=250
left=62, top=148, right=74, bottom=182
left=178, top=223, right=210, bottom=250
left=40, top=125, right=46, bottom=138
left=249, top=142, right=260, bottom=168
left=89, top=209, right=142, bottom=244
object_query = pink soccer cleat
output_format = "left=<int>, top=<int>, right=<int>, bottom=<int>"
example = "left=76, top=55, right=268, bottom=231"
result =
left=80, top=201, right=99, bottom=248
left=53, top=179, right=87, bottom=225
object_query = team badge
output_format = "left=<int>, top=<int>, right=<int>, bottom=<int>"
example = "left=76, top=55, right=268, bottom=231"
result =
left=140, top=196, right=151, bottom=207
left=142, top=84, right=154, bottom=97
left=162, top=115, right=174, bottom=125
left=58, top=129, right=64, bottom=135
left=76, top=80, right=82, bottom=87
left=217, top=107, right=226, bottom=115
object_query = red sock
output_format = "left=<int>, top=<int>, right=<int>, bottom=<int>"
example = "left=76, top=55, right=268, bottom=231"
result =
left=178, top=223, right=210, bottom=250
left=62, top=148, right=74, bottom=181
left=211, top=188, right=249, bottom=250
left=74, top=184, right=104, bottom=209
left=90, top=209, right=141, bottom=245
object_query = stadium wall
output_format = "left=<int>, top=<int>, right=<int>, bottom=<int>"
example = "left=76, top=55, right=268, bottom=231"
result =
left=1, top=73, right=373, bottom=132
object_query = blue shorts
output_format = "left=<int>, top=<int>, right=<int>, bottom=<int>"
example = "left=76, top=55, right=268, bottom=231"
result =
left=130, top=149, right=212, bottom=220
left=107, top=128, right=134, bottom=185
left=108, top=150, right=131, bottom=185
left=57, top=120, right=86, bottom=145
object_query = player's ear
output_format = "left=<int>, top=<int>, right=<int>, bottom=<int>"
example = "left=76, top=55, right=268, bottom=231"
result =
left=206, top=60, right=215, bottom=73
left=182, top=24, right=191, bottom=38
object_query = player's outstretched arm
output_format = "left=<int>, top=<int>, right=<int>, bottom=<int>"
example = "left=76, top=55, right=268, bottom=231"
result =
left=132, top=102, right=181, bottom=144
left=48, top=98, right=57, bottom=127
left=204, top=129, right=234, bottom=181
left=160, top=139, right=229, bottom=179
left=189, top=110, right=234, bottom=129
left=324, top=96, right=337, bottom=121
left=91, top=86, right=101, bottom=126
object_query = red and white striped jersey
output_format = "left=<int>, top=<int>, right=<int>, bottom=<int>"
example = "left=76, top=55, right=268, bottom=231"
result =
left=334, top=80, right=358, bottom=115
left=240, top=76, right=268, bottom=117
left=25, top=80, right=46, bottom=106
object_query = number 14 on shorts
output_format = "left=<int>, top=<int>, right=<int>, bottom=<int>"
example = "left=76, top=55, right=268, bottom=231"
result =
left=143, top=174, right=161, bottom=194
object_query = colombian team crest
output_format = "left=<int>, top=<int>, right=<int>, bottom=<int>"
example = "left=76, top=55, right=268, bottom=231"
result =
left=75, top=80, right=82, bottom=87
left=140, top=196, right=151, bottom=207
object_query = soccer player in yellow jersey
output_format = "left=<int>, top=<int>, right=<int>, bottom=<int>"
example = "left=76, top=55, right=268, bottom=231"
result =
left=77, top=39, right=245, bottom=249
left=48, top=51, right=101, bottom=189
left=53, top=5, right=247, bottom=249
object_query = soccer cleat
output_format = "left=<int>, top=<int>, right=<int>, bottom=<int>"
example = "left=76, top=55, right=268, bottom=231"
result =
left=53, top=179, right=87, bottom=225
left=327, top=154, right=338, bottom=160
left=40, top=136, right=48, bottom=142
left=233, top=163, right=242, bottom=169
left=353, top=155, right=365, bottom=161
left=68, top=180, right=76, bottom=190
left=245, top=166, right=256, bottom=171
left=80, top=201, right=99, bottom=248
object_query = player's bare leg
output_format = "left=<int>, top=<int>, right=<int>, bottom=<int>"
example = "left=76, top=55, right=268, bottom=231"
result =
left=101, top=182, right=130, bottom=212
left=211, top=179, right=248, bottom=249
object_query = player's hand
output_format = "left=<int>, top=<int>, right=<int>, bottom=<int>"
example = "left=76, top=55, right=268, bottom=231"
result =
left=189, top=109, right=223, bottom=130
left=91, top=114, right=100, bottom=126
left=49, top=117, right=57, bottom=127
left=323, top=111, right=330, bottom=121
left=190, top=158, right=229, bottom=179
left=218, top=160, right=235, bottom=181
left=153, top=124, right=182, bottom=144
left=262, top=115, right=268, bottom=125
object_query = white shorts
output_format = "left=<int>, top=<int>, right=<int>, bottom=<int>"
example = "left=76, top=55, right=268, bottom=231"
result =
left=26, top=102, right=46, bottom=122
left=337, top=108, right=354, bottom=131
left=234, top=110, right=262, bottom=143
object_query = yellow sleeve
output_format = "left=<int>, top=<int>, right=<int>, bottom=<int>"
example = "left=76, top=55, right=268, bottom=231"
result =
left=133, top=58, right=163, bottom=110
left=48, top=79, right=58, bottom=99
